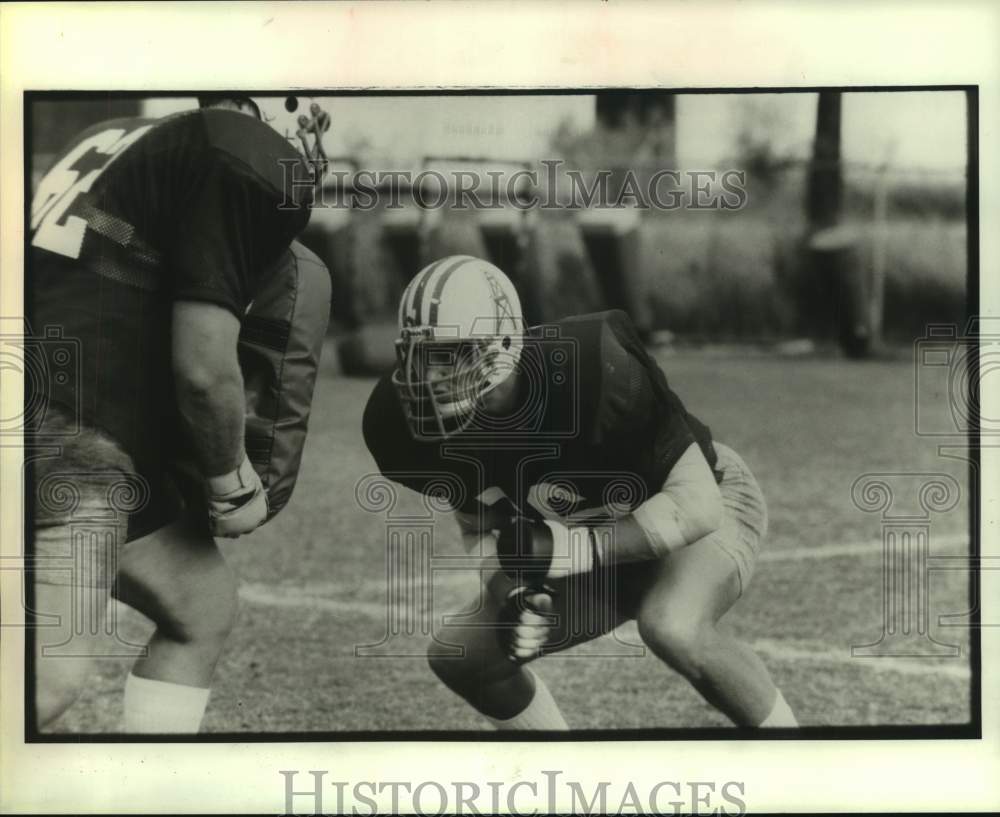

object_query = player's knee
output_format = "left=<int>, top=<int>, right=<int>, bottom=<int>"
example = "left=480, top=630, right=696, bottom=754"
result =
left=426, top=633, right=474, bottom=688
left=160, top=567, right=240, bottom=646
left=637, top=608, right=712, bottom=680
left=34, top=657, right=94, bottom=728
left=188, top=573, right=239, bottom=644
left=427, top=626, right=513, bottom=694
left=203, top=575, right=240, bottom=641
left=426, top=639, right=451, bottom=682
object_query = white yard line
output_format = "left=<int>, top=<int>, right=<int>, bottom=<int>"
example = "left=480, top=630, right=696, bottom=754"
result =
left=760, top=531, right=968, bottom=562
left=238, top=585, right=391, bottom=620
left=234, top=583, right=972, bottom=681
left=750, top=638, right=970, bottom=680
left=238, top=530, right=972, bottom=601
left=234, top=529, right=973, bottom=683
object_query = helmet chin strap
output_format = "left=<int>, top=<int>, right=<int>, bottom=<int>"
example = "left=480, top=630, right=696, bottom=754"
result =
left=474, top=362, right=521, bottom=419
left=434, top=395, right=476, bottom=419
left=392, top=325, right=524, bottom=439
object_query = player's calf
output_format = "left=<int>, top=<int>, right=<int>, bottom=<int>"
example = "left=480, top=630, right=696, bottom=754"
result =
left=634, top=548, right=796, bottom=727
left=115, top=519, right=240, bottom=670
left=636, top=609, right=718, bottom=682
left=426, top=618, right=520, bottom=697
left=34, top=653, right=95, bottom=729
left=427, top=632, right=566, bottom=728
left=426, top=571, right=571, bottom=728
left=113, top=518, right=240, bottom=733
left=32, top=582, right=106, bottom=730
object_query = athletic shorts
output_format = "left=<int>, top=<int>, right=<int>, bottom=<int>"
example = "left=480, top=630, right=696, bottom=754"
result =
left=601, top=440, right=768, bottom=620
left=698, top=441, right=768, bottom=596
left=30, top=410, right=183, bottom=588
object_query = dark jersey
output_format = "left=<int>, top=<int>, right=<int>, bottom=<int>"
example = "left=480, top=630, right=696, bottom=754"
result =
left=364, top=310, right=718, bottom=523
left=27, top=109, right=313, bottom=478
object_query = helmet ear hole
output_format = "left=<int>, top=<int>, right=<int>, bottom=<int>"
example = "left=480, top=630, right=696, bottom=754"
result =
left=284, top=96, right=299, bottom=113
left=502, top=336, right=511, bottom=350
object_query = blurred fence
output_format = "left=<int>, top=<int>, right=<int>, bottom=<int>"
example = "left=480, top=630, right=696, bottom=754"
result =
left=26, top=98, right=968, bottom=355
left=300, top=157, right=967, bottom=356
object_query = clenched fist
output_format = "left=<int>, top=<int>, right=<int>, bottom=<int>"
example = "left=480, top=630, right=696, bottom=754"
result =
left=499, top=587, right=556, bottom=662
left=205, top=453, right=268, bottom=538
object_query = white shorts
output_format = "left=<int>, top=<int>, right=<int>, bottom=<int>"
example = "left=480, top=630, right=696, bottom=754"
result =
left=701, top=442, right=768, bottom=595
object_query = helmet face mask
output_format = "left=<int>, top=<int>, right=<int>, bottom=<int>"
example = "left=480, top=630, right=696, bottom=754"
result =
left=392, top=256, right=524, bottom=440
left=229, top=96, right=330, bottom=181
left=393, top=333, right=516, bottom=438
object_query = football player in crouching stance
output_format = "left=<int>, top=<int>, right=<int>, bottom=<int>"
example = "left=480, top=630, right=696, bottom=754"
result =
left=363, top=256, right=797, bottom=730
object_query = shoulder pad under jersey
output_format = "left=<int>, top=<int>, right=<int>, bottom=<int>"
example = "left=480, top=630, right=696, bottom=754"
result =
left=196, top=109, right=315, bottom=207
left=546, top=310, right=654, bottom=445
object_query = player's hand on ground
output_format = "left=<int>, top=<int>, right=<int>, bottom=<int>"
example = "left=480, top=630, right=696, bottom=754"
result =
left=496, top=516, right=597, bottom=585
left=205, top=453, right=268, bottom=537
left=501, top=587, right=556, bottom=662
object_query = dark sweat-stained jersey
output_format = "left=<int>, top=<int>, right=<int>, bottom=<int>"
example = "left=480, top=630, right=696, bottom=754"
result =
left=28, top=109, right=314, bottom=484
left=364, top=310, right=719, bottom=524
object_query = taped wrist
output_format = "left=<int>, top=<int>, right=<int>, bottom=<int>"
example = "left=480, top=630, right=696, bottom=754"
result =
left=539, top=520, right=596, bottom=576
left=206, top=452, right=257, bottom=496
left=630, top=493, right=687, bottom=556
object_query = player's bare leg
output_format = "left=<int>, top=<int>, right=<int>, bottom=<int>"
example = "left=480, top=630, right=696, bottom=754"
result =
left=113, top=514, right=239, bottom=732
left=428, top=565, right=627, bottom=727
left=31, top=443, right=130, bottom=731
left=32, top=582, right=108, bottom=729
left=427, top=586, right=535, bottom=721
left=635, top=542, right=793, bottom=726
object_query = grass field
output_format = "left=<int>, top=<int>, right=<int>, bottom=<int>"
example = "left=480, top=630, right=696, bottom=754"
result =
left=55, top=344, right=973, bottom=733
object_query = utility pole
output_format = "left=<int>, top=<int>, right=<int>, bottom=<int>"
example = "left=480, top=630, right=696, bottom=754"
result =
left=806, top=91, right=873, bottom=358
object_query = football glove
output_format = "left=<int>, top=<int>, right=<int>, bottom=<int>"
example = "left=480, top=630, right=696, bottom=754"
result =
left=498, top=586, right=557, bottom=662
left=205, top=453, right=268, bottom=538
left=495, top=516, right=600, bottom=587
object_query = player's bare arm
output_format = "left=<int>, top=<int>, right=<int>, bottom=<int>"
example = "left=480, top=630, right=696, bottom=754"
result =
left=172, top=300, right=245, bottom=474
left=454, top=498, right=518, bottom=552
left=173, top=299, right=269, bottom=537
left=499, top=440, right=723, bottom=580
left=628, top=440, right=724, bottom=557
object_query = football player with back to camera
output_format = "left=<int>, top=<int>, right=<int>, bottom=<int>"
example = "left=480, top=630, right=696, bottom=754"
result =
left=364, top=256, right=797, bottom=729
left=28, top=95, right=330, bottom=732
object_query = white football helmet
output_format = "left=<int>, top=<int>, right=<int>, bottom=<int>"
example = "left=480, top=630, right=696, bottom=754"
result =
left=392, top=255, right=524, bottom=438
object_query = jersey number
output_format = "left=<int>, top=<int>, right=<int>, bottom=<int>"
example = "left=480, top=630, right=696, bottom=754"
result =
left=30, top=125, right=152, bottom=259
